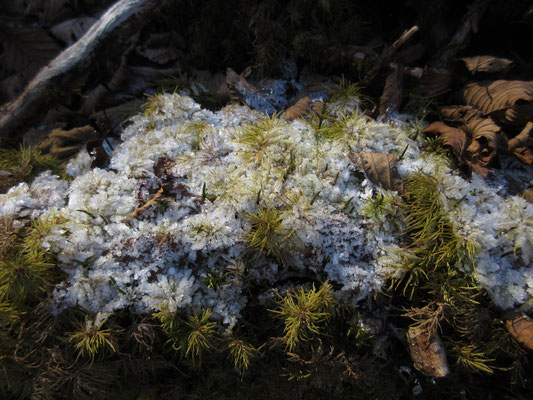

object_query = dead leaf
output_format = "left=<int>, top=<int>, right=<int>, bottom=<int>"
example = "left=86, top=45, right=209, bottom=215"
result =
left=504, top=310, right=533, bottom=351
left=509, top=122, right=533, bottom=153
left=458, top=56, right=513, bottom=75
left=440, top=105, right=482, bottom=125
left=407, top=325, right=450, bottom=377
left=122, top=187, right=164, bottom=223
left=347, top=152, right=404, bottom=193
left=423, top=121, right=467, bottom=159
left=379, top=64, right=403, bottom=116
left=458, top=80, right=533, bottom=115
left=50, top=17, right=97, bottom=45
left=284, top=96, right=312, bottom=121
left=463, top=117, right=507, bottom=166
left=491, top=102, right=533, bottom=127
left=420, top=67, right=453, bottom=98
left=86, top=139, right=109, bottom=170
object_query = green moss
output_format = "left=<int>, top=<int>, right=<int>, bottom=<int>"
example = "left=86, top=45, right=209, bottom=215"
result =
left=270, top=282, right=334, bottom=351
left=0, top=144, right=62, bottom=193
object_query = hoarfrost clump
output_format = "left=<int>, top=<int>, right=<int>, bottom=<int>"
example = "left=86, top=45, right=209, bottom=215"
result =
left=1, top=93, right=532, bottom=326
left=0, top=171, right=68, bottom=220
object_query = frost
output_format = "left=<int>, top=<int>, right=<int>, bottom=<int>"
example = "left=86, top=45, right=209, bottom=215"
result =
left=1, top=92, right=532, bottom=325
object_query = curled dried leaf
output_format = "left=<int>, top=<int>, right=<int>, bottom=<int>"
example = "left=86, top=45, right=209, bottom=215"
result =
left=347, top=152, right=404, bottom=193
left=407, top=325, right=450, bottom=377
left=504, top=310, right=533, bottom=351
left=284, top=96, right=312, bottom=121
left=420, top=67, right=453, bottom=99
left=491, top=102, right=533, bottom=127
left=464, top=117, right=507, bottom=166
left=440, top=105, right=482, bottom=125
left=458, top=56, right=513, bottom=75
left=508, top=122, right=533, bottom=166
left=423, top=121, right=467, bottom=159
left=458, top=80, right=533, bottom=115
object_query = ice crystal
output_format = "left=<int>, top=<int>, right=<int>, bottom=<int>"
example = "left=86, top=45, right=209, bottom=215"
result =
left=1, top=92, right=532, bottom=325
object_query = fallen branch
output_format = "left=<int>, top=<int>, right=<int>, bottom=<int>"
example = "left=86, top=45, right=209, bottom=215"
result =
left=0, top=0, right=168, bottom=140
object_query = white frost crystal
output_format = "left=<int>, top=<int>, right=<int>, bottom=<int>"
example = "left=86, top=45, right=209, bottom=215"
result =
left=1, top=93, right=532, bottom=325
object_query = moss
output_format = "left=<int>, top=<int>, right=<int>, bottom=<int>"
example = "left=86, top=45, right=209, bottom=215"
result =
left=0, top=144, right=62, bottom=194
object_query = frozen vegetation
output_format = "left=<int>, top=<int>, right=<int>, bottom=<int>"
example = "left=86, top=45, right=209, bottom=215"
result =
left=1, top=93, right=532, bottom=330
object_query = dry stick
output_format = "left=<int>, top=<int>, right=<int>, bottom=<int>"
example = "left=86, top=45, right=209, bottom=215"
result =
left=364, top=25, right=418, bottom=85
left=122, top=187, right=164, bottom=223
left=0, top=0, right=168, bottom=140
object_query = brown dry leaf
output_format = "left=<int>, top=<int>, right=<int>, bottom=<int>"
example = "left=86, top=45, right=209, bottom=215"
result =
left=458, top=80, right=533, bottom=115
left=509, top=122, right=533, bottom=153
left=284, top=96, right=312, bottom=121
left=464, top=117, right=507, bottom=166
left=86, top=139, right=109, bottom=170
left=50, top=17, right=97, bottom=45
left=504, top=311, right=533, bottom=351
left=347, top=152, right=404, bottom=193
left=491, top=102, right=533, bottom=127
left=378, top=64, right=403, bottom=116
left=407, top=325, right=450, bottom=377
left=458, top=56, right=513, bottom=75
left=423, top=121, right=467, bottom=159
left=0, top=26, right=61, bottom=76
left=311, top=100, right=325, bottom=116
left=420, top=67, right=453, bottom=98
left=122, top=187, right=164, bottom=223
left=508, top=122, right=533, bottom=166
left=440, top=105, right=482, bottom=125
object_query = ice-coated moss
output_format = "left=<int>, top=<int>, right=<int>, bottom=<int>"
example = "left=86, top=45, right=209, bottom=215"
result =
left=1, top=93, right=532, bottom=326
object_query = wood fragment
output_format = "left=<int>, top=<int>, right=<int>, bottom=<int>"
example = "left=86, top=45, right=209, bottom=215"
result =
left=122, top=187, right=164, bottom=223
left=0, top=0, right=170, bottom=140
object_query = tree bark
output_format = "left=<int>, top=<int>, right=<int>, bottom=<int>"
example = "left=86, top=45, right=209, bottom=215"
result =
left=0, top=0, right=167, bottom=140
